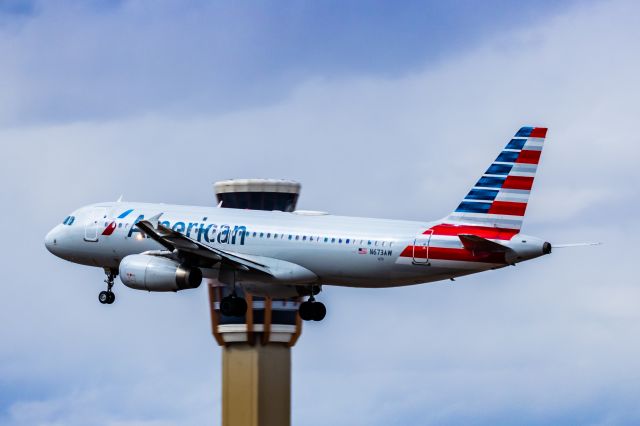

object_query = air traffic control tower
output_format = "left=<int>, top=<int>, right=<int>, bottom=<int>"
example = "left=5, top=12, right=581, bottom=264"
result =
left=208, top=179, right=302, bottom=426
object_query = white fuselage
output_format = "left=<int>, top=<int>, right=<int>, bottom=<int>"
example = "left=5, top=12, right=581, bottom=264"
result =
left=45, top=201, right=549, bottom=294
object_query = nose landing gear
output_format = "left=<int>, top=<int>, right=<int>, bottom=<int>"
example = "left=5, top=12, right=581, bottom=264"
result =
left=99, top=270, right=116, bottom=305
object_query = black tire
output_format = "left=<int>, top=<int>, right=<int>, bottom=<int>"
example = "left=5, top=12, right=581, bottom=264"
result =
left=233, top=297, right=248, bottom=317
left=220, top=297, right=234, bottom=316
left=299, top=301, right=313, bottom=321
left=98, top=291, right=110, bottom=304
left=107, top=292, right=115, bottom=304
left=312, top=302, right=326, bottom=321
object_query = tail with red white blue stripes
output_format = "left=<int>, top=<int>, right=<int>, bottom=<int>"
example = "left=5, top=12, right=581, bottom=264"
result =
left=444, top=126, right=548, bottom=231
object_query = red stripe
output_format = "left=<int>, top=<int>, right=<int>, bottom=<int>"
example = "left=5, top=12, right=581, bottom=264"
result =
left=516, top=150, right=541, bottom=164
left=400, top=246, right=507, bottom=264
left=502, top=175, right=534, bottom=190
left=529, top=127, right=547, bottom=138
left=425, top=224, right=519, bottom=240
left=488, top=201, right=527, bottom=216
left=102, top=221, right=116, bottom=236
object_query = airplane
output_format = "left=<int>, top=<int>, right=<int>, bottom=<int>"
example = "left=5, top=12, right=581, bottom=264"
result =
left=45, top=126, right=569, bottom=322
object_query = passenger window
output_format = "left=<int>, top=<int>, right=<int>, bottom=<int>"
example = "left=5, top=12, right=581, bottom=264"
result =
left=288, top=235, right=292, bottom=240
left=339, top=239, right=342, bottom=243
left=118, top=223, right=122, bottom=228
left=260, top=232, right=264, bottom=238
left=324, top=237, right=328, bottom=242
left=346, top=239, right=350, bottom=244
left=253, top=232, right=257, bottom=237
left=303, top=236, right=307, bottom=241
left=295, top=235, right=299, bottom=240
left=368, top=240, right=372, bottom=245
left=331, top=238, right=335, bottom=243
left=274, top=234, right=278, bottom=238
left=267, top=233, right=271, bottom=238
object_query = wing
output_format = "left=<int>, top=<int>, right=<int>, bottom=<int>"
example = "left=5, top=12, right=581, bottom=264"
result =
left=134, top=215, right=317, bottom=283
left=135, top=216, right=271, bottom=274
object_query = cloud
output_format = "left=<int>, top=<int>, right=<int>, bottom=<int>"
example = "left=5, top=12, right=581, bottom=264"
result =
left=0, top=0, right=581, bottom=125
left=0, top=0, right=638, bottom=425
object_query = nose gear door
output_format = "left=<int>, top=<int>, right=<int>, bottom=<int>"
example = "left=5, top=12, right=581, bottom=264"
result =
left=84, top=208, right=108, bottom=242
left=412, top=230, right=433, bottom=265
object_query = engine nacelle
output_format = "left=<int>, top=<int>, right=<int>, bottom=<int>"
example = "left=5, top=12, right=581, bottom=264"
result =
left=119, top=254, right=202, bottom=292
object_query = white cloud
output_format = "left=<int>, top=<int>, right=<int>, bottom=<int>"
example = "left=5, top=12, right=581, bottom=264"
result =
left=1, top=0, right=639, bottom=425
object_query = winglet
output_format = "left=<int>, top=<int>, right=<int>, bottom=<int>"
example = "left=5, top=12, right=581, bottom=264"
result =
left=146, top=212, right=164, bottom=229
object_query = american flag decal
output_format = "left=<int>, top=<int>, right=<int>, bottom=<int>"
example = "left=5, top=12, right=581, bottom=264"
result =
left=358, top=248, right=367, bottom=254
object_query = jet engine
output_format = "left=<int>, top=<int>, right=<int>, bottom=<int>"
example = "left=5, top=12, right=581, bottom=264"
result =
left=119, top=254, right=202, bottom=292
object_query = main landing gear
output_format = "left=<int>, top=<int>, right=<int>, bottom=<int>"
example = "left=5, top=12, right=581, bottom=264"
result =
left=299, top=295, right=326, bottom=322
left=220, top=294, right=248, bottom=317
left=99, top=270, right=116, bottom=305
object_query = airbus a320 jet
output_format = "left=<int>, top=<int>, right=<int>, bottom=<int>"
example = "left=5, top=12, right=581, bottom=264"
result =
left=46, top=127, right=571, bottom=321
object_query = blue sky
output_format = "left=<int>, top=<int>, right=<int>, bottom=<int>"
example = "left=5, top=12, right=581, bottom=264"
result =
left=1, top=1, right=639, bottom=425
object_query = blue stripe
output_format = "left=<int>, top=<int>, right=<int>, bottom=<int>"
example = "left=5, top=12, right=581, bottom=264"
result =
left=515, top=127, right=533, bottom=137
left=485, top=164, right=513, bottom=176
left=506, top=138, right=526, bottom=150
left=456, top=202, right=492, bottom=213
left=475, top=176, right=506, bottom=188
left=117, top=209, right=134, bottom=219
left=465, top=189, right=499, bottom=201
left=495, top=151, right=519, bottom=163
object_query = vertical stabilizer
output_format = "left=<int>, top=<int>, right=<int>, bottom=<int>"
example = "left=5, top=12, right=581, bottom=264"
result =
left=445, top=126, right=548, bottom=231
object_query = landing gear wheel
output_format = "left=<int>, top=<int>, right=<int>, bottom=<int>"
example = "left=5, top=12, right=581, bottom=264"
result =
left=220, top=296, right=247, bottom=317
left=99, top=269, right=117, bottom=305
left=299, top=301, right=313, bottom=321
left=299, top=301, right=326, bottom=321
left=233, top=297, right=247, bottom=316
left=311, top=302, right=326, bottom=321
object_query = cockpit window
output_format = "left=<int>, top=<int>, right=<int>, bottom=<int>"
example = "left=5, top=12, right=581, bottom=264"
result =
left=63, top=216, right=75, bottom=226
left=68, top=216, right=75, bottom=225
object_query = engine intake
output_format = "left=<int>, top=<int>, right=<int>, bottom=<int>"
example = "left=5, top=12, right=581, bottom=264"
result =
left=119, top=254, right=202, bottom=292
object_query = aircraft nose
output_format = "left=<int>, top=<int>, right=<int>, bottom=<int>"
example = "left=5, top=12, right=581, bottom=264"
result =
left=44, top=227, right=60, bottom=254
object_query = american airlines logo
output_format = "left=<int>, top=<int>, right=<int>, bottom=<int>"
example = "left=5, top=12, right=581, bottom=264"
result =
left=115, top=212, right=248, bottom=246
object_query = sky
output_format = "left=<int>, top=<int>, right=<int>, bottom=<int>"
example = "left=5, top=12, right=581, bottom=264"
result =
left=1, top=0, right=639, bottom=425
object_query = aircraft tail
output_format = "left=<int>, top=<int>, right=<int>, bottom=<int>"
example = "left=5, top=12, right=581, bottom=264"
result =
left=444, top=126, right=548, bottom=231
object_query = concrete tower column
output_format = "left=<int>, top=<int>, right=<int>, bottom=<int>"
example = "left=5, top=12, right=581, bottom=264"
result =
left=210, top=179, right=303, bottom=426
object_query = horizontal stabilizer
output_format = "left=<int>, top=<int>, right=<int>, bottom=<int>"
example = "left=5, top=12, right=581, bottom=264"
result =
left=458, top=234, right=512, bottom=253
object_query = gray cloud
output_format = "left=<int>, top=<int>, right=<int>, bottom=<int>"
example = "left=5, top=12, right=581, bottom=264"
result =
left=0, top=0, right=582, bottom=126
